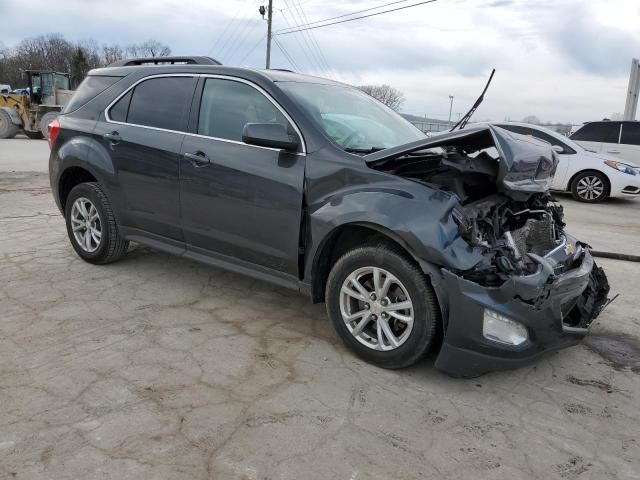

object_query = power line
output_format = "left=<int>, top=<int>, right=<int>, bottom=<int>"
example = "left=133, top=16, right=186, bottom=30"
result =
left=274, top=0, right=414, bottom=34
left=277, top=0, right=314, bottom=12
left=237, top=34, right=267, bottom=65
left=207, top=0, right=251, bottom=55
left=216, top=11, right=255, bottom=60
left=295, top=1, right=336, bottom=77
left=223, top=19, right=261, bottom=63
left=275, top=0, right=437, bottom=36
left=282, top=0, right=325, bottom=74
left=278, top=4, right=323, bottom=74
left=273, top=37, right=299, bottom=70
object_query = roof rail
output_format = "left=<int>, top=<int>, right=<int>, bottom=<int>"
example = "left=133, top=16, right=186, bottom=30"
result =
left=108, top=56, right=222, bottom=67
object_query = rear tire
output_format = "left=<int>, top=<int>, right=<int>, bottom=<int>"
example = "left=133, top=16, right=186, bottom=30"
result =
left=39, top=112, right=59, bottom=139
left=325, top=243, right=439, bottom=369
left=65, top=182, right=129, bottom=265
left=571, top=171, right=609, bottom=203
left=0, top=109, right=19, bottom=139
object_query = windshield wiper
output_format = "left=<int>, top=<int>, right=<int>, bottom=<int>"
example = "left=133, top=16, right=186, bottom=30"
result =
left=449, top=68, right=496, bottom=132
left=344, top=147, right=386, bottom=154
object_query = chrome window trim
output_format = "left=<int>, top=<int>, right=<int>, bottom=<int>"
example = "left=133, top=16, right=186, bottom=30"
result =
left=103, top=73, right=306, bottom=155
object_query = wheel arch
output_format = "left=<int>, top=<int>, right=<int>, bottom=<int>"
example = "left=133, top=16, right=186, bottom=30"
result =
left=567, top=168, right=611, bottom=195
left=309, top=221, right=438, bottom=304
left=58, top=166, right=99, bottom=210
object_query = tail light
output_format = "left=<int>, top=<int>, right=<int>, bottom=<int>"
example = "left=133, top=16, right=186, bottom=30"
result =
left=47, top=119, right=60, bottom=149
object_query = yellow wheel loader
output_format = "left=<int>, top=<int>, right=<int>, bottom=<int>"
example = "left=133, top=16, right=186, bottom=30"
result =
left=0, top=70, right=74, bottom=139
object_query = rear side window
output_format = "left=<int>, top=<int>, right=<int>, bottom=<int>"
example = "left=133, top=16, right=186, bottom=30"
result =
left=621, top=123, right=640, bottom=146
left=571, top=122, right=620, bottom=143
left=63, top=75, right=122, bottom=113
left=197, top=78, right=289, bottom=141
left=497, top=125, right=575, bottom=153
left=123, top=76, right=197, bottom=132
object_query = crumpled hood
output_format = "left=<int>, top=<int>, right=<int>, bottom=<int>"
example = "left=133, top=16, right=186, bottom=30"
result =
left=365, top=125, right=558, bottom=196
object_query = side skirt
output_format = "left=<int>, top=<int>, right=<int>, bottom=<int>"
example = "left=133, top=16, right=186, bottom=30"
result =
left=121, top=227, right=303, bottom=293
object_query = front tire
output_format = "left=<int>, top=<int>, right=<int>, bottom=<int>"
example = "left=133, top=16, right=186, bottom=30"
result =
left=571, top=171, right=609, bottom=203
left=326, top=244, right=439, bottom=369
left=64, top=182, right=129, bottom=264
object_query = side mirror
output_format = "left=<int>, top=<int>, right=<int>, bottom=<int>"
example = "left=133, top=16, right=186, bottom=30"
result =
left=242, top=123, right=299, bottom=151
left=552, top=145, right=565, bottom=154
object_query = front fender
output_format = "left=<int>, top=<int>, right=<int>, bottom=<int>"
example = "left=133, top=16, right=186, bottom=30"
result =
left=305, top=182, right=484, bottom=280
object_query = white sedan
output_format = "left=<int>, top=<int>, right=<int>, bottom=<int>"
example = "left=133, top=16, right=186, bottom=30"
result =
left=490, top=122, right=640, bottom=203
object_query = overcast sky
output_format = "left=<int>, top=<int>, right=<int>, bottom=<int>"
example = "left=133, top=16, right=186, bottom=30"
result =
left=2, top=0, right=639, bottom=123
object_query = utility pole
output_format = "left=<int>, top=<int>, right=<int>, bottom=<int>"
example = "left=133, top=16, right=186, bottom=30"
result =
left=448, top=95, right=454, bottom=124
left=265, top=0, right=273, bottom=69
left=623, top=58, right=639, bottom=121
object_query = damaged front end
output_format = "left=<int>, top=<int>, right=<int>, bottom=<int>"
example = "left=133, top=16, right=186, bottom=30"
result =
left=366, top=125, right=611, bottom=376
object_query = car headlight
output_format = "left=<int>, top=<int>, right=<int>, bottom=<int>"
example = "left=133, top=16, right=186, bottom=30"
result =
left=604, top=160, right=637, bottom=176
left=483, top=309, right=529, bottom=346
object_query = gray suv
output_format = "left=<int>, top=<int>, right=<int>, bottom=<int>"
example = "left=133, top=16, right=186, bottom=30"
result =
left=48, top=57, right=609, bottom=377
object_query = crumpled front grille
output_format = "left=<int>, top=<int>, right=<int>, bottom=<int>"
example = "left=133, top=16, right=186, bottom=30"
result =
left=510, top=217, right=556, bottom=256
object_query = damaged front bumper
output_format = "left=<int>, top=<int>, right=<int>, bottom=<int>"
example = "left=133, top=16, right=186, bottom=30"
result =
left=434, top=249, right=609, bottom=377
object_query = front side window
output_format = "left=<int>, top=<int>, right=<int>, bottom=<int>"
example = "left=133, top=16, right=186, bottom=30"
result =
left=571, top=122, right=620, bottom=143
left=278, top=81, right=424, bottom=152
left=621, top=123, right=640, bottom=146
left=116, top=76, right=197, bottom=131
left=197, top=78, right=289, bottom=142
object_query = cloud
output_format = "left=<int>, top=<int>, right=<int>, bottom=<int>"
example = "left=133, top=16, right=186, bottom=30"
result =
left=484, top=0, right=514, bottom=7
left=0, top=0, right=638, bottom=122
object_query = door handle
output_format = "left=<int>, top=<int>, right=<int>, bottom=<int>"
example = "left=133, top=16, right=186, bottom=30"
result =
left=103, top=131, right=121, bottom=144
left=184, top=151, right=211, bottom=167
left=607, top=149, right=620, bottom=154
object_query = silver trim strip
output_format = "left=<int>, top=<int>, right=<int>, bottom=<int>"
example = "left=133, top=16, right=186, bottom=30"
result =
left=103, top=73, right=307, bottom=155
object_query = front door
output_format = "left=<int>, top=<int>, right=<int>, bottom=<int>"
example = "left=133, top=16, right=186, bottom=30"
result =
left=94, top=75, right=198, bottom=240
left=179, top=77, right=306, bottom=276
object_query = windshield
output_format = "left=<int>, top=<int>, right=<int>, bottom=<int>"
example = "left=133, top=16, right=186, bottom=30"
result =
left=277, top=82, right=425, bottom=152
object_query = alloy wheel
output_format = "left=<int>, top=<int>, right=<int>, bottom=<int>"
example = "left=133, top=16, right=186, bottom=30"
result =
left=576, top=175, right=604, bottom=201
left=339, top=266, right=414, bottom=351
left=70, top=197, right=102, bottom=253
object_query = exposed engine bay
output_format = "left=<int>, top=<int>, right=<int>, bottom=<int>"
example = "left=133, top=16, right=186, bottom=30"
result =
left=366, top=126, right=609, bottom=313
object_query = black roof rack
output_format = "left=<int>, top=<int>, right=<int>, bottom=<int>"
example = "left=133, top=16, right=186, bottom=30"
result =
left=108, top=56, right=222, bottom=67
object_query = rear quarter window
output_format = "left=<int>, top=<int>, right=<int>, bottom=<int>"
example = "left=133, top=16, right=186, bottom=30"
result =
left=63, top=75, right=123, bottom=113
left=621, top=123, right=640, bottom=146
left=571, top=122, right=620, bottom=143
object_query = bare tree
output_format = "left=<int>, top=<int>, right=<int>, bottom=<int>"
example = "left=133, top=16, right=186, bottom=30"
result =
left=357, top=84, right=405, bottom=111
left=126, top=40, right=171, bottom=58
left=522, top=115, right=541, bottom=125
left=0, top=34, right=173, bottom=88
left=101, top=44, right=125, bottom=65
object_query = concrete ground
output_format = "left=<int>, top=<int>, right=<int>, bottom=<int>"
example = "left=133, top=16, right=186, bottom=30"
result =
left=1, top=139, right=639, bottom=479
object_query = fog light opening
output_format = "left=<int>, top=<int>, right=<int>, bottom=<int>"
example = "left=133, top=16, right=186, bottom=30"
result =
left=483, top=309, right=529, bottom=346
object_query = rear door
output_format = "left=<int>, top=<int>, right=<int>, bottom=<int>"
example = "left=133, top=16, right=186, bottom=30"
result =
left=94, top=75, right=198, bottom=241
left=619, top=122, right=640, bottom=164
left=179, top=76, right=306, bottom=276
left=571, top=121, right=621, bottom=155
